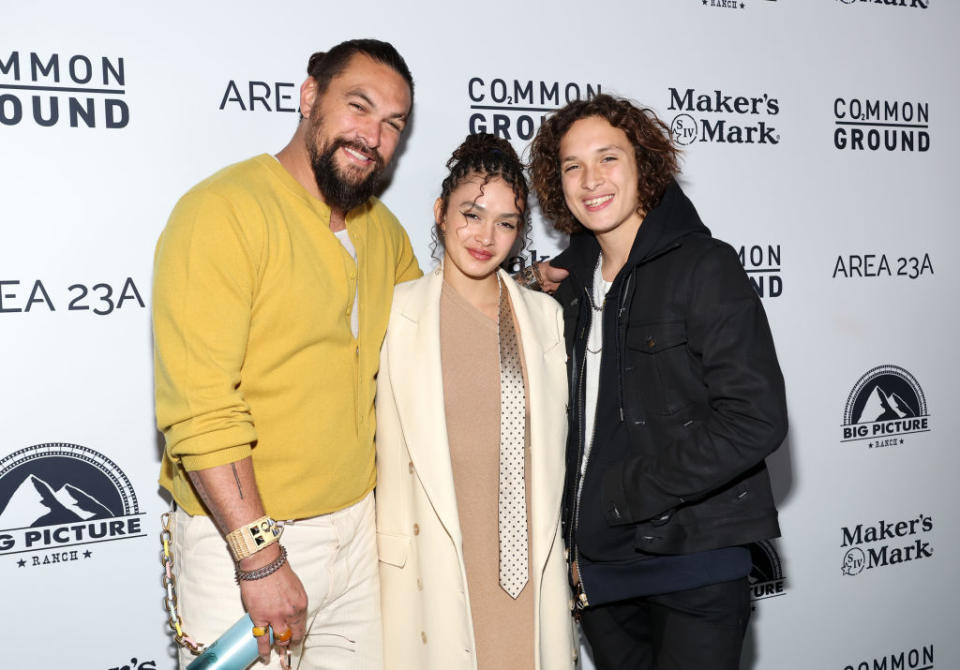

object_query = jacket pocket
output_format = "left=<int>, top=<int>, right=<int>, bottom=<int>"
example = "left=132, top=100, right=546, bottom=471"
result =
left=625, top=320, right=693, bottom=415
left=377, top=532, right=410, bottom=568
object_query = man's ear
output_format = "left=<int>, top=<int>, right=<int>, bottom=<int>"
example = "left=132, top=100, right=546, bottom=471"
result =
left=299, top=77, right=318, bottom=120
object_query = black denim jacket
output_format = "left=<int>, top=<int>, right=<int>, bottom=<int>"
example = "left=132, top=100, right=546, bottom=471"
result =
left=552, top=182, right=788, bottom=600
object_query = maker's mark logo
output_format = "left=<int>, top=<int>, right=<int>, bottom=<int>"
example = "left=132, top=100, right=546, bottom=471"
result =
left=841, top=365, right=930, bottom=448
left=667, top=87, right=780, bottom=147
left=838, top=0, right=928, bottom=9
left=841, top=547, right=866, bottom=576
left=841, top=514, right=933, bottom=576
left=0, top=442, right=146, bottom=568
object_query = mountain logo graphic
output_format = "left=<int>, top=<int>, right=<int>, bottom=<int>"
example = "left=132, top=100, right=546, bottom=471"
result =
left=0, top=443, right=138, bottom=529
left=0, top=443, right=144, bottom=559
left=841, top=365, right=930, bottom=445
left=0, top=474, right=115, bottom=529
left=853, top=386, right=917, bottom=424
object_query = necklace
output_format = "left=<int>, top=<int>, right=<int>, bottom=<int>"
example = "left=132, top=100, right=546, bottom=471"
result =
left=587, top=292, right=604, bottom=313
left=587, top=254, right=605, bottom=313
left=586, top=254, right=606, bottom=354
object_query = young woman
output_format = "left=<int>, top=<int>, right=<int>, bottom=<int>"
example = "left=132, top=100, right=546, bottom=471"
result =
left=529, top=95, right=787, bottom=670
left=375, top=133, right=575, bottom=670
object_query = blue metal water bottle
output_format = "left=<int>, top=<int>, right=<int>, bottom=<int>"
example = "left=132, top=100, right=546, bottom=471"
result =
left=186, top=613, right=272, bottom=670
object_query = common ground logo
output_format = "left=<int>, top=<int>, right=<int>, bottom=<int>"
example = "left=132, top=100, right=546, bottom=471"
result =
left=0, top=442, right=146, bottom=568
left=842, top=644, right=934, bottom=670
left=748, top=539, right=786, bottom=602
left=0, top=51, right=128, bottom=128
left=738, top=243, right=782, bottom=299
left=841, top=514, right=933, bottom=575
left=667, top=87, right=780, bottom=146
left=837, top=0, right=928, bottom=9
left=467, top=77, right=603, bottom=141
left=841, top=365, right=930, bottom=448
left=834, top=98, right=929, bottom=152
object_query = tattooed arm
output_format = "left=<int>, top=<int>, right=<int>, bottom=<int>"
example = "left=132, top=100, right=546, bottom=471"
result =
left=186, top=459, right=265, bottom=537
left=187, top=461, right=308, bottom=661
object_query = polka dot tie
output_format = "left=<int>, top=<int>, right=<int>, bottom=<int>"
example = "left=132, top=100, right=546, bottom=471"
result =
left=497, top=280, right=528, bottom=599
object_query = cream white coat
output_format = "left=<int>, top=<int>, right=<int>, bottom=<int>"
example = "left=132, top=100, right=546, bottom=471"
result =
left=375, top=267, right=576, bottom=670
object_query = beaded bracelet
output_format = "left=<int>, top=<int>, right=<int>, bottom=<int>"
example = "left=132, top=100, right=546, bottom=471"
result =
left=235, top=545, right=288, bottom=584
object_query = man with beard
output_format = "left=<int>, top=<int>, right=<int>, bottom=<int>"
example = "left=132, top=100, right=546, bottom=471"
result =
left=153, top=39, right=420, bottom=669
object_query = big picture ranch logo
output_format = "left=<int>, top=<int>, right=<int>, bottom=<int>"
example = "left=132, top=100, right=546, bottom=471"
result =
left=0, top=442, right=145, bottom=568
left=748, top=539, right=786, bottom=601
left=699, top=0, right=778, bottom=10
left=841, top=365, right=929, bottom=449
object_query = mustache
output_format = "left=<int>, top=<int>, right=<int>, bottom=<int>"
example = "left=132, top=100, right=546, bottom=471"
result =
left=332, top=137, right=384, bottom=171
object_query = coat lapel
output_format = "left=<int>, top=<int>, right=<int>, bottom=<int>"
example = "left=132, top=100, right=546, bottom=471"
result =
left=388, top=268, right=463, bottom=547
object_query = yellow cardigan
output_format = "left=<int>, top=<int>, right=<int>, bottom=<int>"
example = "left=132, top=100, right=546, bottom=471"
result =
left=153, top=154, right=421, bottom=519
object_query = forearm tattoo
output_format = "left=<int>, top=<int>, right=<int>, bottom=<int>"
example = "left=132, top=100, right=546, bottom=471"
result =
left=231, top=462, right=244, bottom=499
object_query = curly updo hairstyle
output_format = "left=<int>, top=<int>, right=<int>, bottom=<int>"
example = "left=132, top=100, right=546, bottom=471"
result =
left=432, top=133, right=530, bottom=259
left=529, top=94, right=681, bottom=235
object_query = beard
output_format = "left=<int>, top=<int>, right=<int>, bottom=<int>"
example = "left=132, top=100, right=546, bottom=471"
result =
left=308, top=123, right=386, bottom=213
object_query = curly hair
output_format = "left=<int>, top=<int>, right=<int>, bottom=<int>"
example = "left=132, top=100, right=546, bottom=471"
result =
left=529, top=94, right=681, bottom=235
left=431, top=133, right=530, bottom=261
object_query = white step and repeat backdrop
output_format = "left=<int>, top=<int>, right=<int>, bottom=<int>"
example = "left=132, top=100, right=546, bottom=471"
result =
left=1, top=2, right=957, bottom=669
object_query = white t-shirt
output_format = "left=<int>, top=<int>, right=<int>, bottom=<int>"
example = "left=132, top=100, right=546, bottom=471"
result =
left=581, top=257, right=611, bottom=480
left=333, top=228, right=359, bottom=339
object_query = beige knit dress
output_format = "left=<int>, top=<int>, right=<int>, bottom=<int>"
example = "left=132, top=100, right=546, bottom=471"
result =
left=439, top=281, right=534, bottom=670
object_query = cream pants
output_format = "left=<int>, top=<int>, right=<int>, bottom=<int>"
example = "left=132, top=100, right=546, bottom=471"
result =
left=172, top=492, right=382, bottom=669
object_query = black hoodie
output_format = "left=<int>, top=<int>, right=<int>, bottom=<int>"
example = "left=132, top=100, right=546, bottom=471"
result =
left=551, top=182, right=787, bottom=605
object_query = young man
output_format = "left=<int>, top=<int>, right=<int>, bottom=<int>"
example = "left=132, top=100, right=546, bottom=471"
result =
left=153, top=39, right=420, bottom=669
left=529, top=94, right=788, bottom=670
